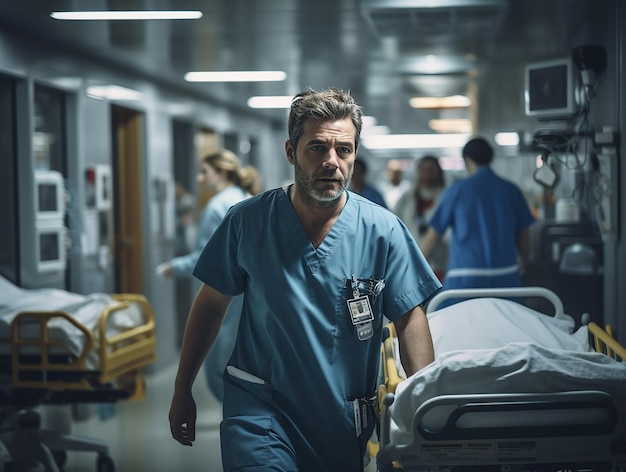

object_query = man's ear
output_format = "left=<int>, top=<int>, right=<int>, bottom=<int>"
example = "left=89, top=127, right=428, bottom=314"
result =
left=285, top=140, right=295, bottom=165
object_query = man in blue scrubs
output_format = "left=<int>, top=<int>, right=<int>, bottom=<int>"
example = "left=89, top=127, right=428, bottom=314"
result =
left=169, top=88, right=441, bottom=471
left=421, top=137, right=535, bottom=308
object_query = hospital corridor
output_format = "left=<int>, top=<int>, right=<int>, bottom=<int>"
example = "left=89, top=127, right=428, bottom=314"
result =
left=2, top=0, right=626, bottom=470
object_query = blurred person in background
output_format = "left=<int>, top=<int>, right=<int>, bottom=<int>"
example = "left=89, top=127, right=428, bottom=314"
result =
left=159, top=150, right=259, bottom=402
left=394, top=155, right=448, bottom=281
left=349, top=158, right=387, bottom=208
left=381, top=159, right=410, bottom=210
left=174, top=182, right=196, bottom=256
left=420, top=137, right=535, bottom=308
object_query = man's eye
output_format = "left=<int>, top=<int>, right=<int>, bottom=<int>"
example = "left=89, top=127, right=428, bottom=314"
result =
left=337, top=147, right=352, bottom=155
left=311, top=145, right=324, bottom=152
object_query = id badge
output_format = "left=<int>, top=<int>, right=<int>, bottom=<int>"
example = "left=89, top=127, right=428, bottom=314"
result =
left=347, top=295, right=374, bottom=341
left=347, top=296, right=374, bottom=325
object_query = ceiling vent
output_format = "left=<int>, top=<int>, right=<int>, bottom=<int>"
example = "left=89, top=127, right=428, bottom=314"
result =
left=360, top=0, right=509, bottom=40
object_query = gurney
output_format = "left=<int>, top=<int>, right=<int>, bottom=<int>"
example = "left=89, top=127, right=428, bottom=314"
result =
left=0, top=276, right=157, bottom=472
left=375, top=287, right=626, bottom=472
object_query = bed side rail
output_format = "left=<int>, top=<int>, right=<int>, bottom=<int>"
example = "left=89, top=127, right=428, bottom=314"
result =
left=99, top=293, right=157, bottom=384
left=9, top=293, right=157, bottom=394
left=11, top=311, right=95, bottom=390
left=413, top=391, right=618, bottom=441
left=587, top=322, right=625, bottom=362
left=426, top=286, right=564, bottom=316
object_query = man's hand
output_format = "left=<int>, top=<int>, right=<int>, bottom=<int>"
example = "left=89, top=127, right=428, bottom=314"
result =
left=169, top=389, right=197, bottom=446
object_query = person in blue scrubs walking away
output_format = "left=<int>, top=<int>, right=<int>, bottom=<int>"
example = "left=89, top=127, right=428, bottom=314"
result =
left=169, top=88, right=441, bottom=472
left=420, top=136, right=535, bottom=308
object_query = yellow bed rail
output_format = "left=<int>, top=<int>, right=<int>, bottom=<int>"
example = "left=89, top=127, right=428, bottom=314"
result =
left=10, top=293, right=157, bottom=395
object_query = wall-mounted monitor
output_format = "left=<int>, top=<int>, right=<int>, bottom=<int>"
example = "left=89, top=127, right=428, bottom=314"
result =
left=34, top=169, right=66, bottom=220
left=525, top=58, right=579, bottom=119
left=35, top=220, right=67, bottom=273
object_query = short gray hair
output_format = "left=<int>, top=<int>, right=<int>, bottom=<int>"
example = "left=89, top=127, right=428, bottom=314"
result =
left=287, top=88, right=363, bottom=151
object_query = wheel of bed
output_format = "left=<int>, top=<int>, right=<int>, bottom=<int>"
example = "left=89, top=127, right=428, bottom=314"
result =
left=0, top=276, right=157, bottom=472
left=371, top=286, right=626, bottom=472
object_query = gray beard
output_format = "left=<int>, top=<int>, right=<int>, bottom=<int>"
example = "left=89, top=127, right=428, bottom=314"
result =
left=294, top=160, right=351, bottom=204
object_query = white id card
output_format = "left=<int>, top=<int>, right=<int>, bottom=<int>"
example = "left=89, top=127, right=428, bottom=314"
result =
left=347, top=296, right=374, bottom=325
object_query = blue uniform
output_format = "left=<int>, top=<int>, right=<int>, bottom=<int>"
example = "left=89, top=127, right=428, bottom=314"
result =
left=429, top=167, right=535, bottom=307
left=193, top=188, right=440, bottom=472
left=171, top=185, right=249, bottom=402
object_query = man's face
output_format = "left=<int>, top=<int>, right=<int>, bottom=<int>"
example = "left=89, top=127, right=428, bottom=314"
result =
left=287, top=118, right=356, bottom=204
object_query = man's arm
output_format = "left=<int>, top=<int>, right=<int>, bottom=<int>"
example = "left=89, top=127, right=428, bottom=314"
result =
left=169, top=283, right=232, bottom=446
left=419, top=227, right=442, bottom=260
left=393, top=305, right=435, bottom=377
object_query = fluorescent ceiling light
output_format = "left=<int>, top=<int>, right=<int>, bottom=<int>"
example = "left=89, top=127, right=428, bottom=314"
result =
left=362, top=115, right=378, bottom=128
left=247, top=96, right=293, bottom=109
left=86, top=85, right=143, bottom=101
left=410, top=95, right=471, bottom=109
left=429, top=119, right=473, bottom=133
left=494, top=132, right=520, bottom=146
left=186, top=71, right=286, bottom=82
left=51, top=11, right=203, bottom=20
left=362, top=133, right=471, bottom=150
left=361, top=125, right=391, bottom=136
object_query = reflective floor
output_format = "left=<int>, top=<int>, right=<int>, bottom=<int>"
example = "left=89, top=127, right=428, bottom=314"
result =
left=53, top=363, right=224, bottom=472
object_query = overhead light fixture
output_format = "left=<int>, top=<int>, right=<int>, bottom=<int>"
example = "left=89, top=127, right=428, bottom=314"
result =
left=494, top=132, right=520, bottom=146
left=51, top=11, right=203, bottom=20
left=362, top=133, right=471, bottom=150
left=410, top=95, right=471, bottom=109
left=185, top=71, right=286, bottom=82
left=247, top=96, right=294, bottom=109
left=429, top=119, right=473, bottom=133
left=86, top=85, right=143, bottom=101
left=396, top=54, right=476, bottom=75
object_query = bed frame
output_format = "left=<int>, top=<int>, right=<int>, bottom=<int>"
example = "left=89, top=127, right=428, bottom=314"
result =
left=375, top=287, right=626, bottom=472
left=1, top=293, right=157, bottom=472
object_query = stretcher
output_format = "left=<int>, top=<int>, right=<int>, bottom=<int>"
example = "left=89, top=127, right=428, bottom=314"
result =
left=0, top=276, right=157, bottom=472
left=375, top=287, right=626, bottom=472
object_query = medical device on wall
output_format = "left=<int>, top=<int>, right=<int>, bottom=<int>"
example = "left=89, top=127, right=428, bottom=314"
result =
left=34, top=169, right=66, bottom=220
left=35, top=220, right=68, bottom=273
left=524, top=57, right=579, bottom=119
left=34, top=170, right=67, bottom=273
left=85, top=164, right=112, bottom=211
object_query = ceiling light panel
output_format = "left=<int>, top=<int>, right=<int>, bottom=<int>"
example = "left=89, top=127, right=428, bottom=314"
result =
left=185, top=71, right=287, bottom=82
left=410, top=95, right=471, bottom=108
left=247, top=96, right=294, bottom=109
left=51, top=11, right=203, bottom=20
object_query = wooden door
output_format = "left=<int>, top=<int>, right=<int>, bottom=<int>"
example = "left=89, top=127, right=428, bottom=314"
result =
left=111, top=105, right=144, bottom=294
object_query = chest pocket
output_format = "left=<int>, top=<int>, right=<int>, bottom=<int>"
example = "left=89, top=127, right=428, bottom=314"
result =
left=333, top=277, right=385, bottom=342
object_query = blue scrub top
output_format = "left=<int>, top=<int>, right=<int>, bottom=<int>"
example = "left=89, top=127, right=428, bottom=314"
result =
left=429, top=167, right=535, bottom=295
left=193, top=187, right=440, bottom=453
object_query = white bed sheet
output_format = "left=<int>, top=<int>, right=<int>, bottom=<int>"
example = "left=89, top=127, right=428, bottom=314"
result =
left=388, top=298, right=625, bottom=446
left=0, top=276, right=142, bottom=366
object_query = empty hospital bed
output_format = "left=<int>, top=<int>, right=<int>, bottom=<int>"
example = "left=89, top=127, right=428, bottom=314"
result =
left=0, top=275, right=157, bottom=472
left=376, top=287, right=626, bottom=472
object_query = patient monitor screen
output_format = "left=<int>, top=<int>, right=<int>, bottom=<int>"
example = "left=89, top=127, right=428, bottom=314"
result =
left=527, top=64, right=568, bottom=112
left=38, top=183, right=59, bottom=212
left=39, top=232, right=60, bottom=261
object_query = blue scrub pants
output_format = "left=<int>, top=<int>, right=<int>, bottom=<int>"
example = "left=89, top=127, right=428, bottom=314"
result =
left=220, top=371, right=371, bottom=471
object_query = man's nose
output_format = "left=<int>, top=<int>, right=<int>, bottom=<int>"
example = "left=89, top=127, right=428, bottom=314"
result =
left=322, top=150, right=339, bottom=169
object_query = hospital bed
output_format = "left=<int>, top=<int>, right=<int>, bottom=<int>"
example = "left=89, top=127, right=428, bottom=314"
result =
left=0, top=276, right=157, bottom=472
left=375, top=287, right=626, bottom=472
